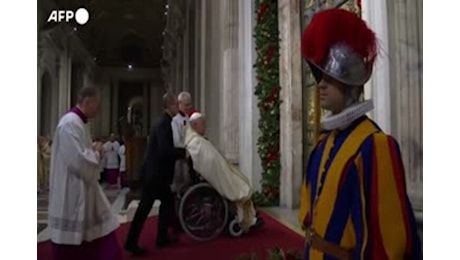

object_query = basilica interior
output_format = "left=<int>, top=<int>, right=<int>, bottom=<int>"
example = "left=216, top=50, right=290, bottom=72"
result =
left=37, top=0, right=423, bottom=256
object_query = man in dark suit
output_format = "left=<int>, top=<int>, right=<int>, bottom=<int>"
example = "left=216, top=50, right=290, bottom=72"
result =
left=124, top=92, right=187, bottom=256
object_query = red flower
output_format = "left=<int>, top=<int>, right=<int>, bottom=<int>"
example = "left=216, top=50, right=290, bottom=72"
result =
left=267, top=85, right=280, bottom=102
left=267, top=147, right=279, bottom=162
left=267, top=187, right=279, bottom=197
left=257, top=3, right=269, bottom=21
left=265, top=44, right=275, bottom=64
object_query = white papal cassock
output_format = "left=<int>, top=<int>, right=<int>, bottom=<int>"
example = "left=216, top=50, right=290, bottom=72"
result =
left=184, top=127, right=256, bottom=232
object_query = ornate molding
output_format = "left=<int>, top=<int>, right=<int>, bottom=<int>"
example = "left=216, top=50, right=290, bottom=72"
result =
left=161, top=0, right=189, bottom=85
left=38, top=31, right=62, bottom=76
left=303, top=0, right=348, bottom=20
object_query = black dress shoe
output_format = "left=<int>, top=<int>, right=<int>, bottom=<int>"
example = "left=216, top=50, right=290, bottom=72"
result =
left=124, top=244, right=148, bottom=256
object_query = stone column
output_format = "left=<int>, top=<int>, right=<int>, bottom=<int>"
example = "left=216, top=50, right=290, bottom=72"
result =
left=387, top=0, right=423, bottom=214
left=37, top=66, right=42, bottom=136
left=199, top=0, right=207, bottom=113
left=219, top=0, right=240, bottom=163
left=175, top=39, right=183, bottom=91
left=187, top=0, right=196, bottom=98
left=202, top=0, right=222, bottom=146
left=50, top=57, right=60, bottom=136
left=278, top=0, right=303, bottom=208
left=111, top=79, right=119, bottom=134
left=58, top=45, right=72, bottom=118
left=100, top=79, right=111, bottom=136
left=362, top=0, right=391, bottom=134
left=38, top=35, right=60, bottom=136
left=182, top=0, right=190, bottom=92
left=83, top=71, right=91, bottom=88
left=37, top=36, right=47, bottom=134
left=193, top=0, right=201, bottom=108
left=238, top=0, right=262, bottom=190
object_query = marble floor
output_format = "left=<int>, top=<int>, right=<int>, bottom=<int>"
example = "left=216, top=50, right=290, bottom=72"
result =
left=37, top=186, right=423, bottom=245
left=37, top=184, right=129, bottom=242
left=38, top=186, right=423, bottom=252
left=37, top=187, right=302, bottom=242
left=262, top=207, right=302, bottom=236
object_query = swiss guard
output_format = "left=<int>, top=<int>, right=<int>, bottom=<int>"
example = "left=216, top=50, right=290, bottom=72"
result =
left=298, top=8, right=422, bottom=260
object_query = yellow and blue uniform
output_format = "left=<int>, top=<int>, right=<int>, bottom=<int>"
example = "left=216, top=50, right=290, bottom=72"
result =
left=299, top=116, right=421, bottom=259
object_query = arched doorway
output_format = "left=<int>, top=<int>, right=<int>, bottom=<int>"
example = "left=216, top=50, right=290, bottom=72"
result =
left=40, top=71, right=52, bottom=136
left=123, top=96, right=148, bottom=187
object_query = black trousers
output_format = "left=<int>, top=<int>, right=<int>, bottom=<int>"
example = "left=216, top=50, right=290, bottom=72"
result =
left=125, top=181, right=174, bottom=246
left=99, top=169, right=106, bottom=183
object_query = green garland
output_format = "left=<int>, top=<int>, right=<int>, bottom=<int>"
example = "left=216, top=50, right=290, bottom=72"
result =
left=252, top=0, right=281, bottom=206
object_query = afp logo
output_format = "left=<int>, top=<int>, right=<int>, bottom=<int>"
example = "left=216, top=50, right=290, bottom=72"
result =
left=47, top=8, right=90, bottom=25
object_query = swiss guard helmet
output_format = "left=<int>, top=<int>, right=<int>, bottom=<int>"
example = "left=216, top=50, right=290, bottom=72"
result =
left=301, top=9, right=378, bottom=87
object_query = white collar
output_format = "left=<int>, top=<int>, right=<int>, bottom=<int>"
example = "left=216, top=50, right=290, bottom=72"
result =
left=321, top=100, right=374, bottom=131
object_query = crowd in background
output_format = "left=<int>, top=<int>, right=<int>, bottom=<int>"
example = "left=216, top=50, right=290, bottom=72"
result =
left=37, top=132, right=128, bottom=194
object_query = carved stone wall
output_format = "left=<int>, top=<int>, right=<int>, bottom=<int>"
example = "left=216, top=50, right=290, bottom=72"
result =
left=165, top=0, right=261, bottom=188
left=219, top=0, right=240, bottom=163
left=279, top=0, right=304, bottom=208
left=388, top=0, right=423, bottom=212
left=162, top=0, right=186, bottom=92
left=38, top=32, right=61, bottom=137
left=38, top=9, right=99, bottom=137
left=238, top=0, right=263, bottom=190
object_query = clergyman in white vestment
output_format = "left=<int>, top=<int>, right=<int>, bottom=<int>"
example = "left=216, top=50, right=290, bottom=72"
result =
left=48, top=86, right=121, bottom=259
left=103, top=133, right=120, bottom=187
left=118, top=141, right=128, bottom=188
left=171, top=91, right=196, bottom=194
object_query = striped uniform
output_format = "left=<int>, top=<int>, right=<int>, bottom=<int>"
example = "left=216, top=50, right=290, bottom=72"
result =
left=299, top=116, right=421, bottom=259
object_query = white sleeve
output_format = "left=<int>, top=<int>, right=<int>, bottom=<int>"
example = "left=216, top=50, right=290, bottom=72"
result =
left=171, top=118, right=182, bottom=148
left=103, top=142, right=109, bottom=154
left=59, top=125, right=100, bottom=184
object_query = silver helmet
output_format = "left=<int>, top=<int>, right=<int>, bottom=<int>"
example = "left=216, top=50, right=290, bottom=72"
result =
left=301, top=9, right=378, bottom=87
left=308, top=43, right=373, bottom=87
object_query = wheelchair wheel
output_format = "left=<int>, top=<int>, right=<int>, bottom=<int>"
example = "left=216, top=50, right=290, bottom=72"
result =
left=228, top=217, right=244, bottom=237
left=178, top=183, right=229, bottom=241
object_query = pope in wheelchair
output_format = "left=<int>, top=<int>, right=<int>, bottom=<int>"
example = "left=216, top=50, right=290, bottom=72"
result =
left=174, top=112, right=263, bottom=241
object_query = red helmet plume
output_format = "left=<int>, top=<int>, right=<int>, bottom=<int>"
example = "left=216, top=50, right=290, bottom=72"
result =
left=301, top=9, right=378, bottom=86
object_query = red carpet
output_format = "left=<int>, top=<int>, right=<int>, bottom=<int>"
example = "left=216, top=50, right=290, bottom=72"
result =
left=37, top=211, right=303, bottom=260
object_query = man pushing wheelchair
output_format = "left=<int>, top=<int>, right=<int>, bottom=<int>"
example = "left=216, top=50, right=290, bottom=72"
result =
left=125, top=92, right=263, bottom=256
left=171, top=92, right=263, bottom=237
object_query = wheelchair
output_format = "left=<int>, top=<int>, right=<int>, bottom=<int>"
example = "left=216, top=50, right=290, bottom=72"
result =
left=174, top=162, right=245, bottom=242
